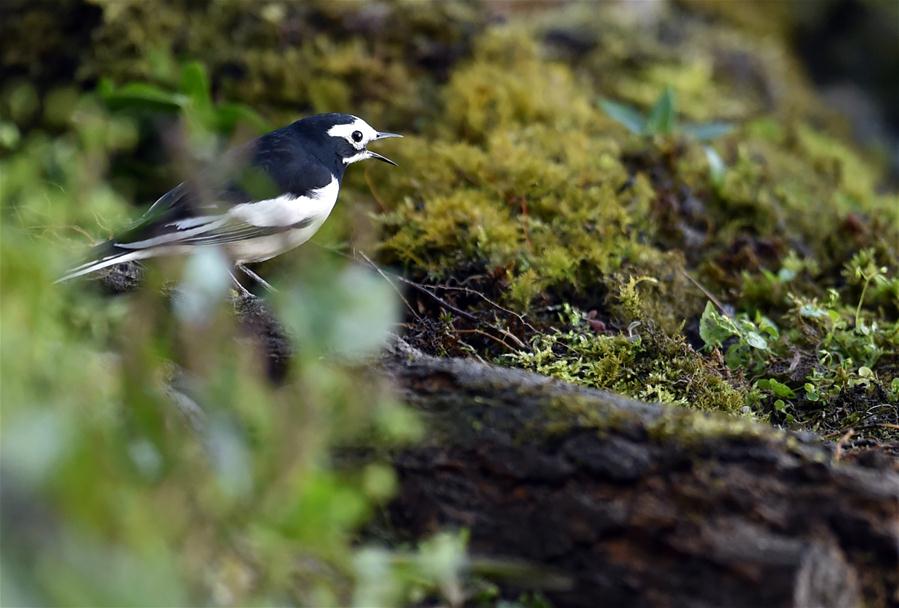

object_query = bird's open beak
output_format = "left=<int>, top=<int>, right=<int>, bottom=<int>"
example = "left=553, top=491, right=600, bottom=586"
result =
left=369, top=132, right=402, bottom=166
left=367, top=150, right=398, bottom=166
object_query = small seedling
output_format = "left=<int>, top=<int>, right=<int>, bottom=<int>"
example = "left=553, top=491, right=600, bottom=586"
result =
left=599, top=86, right=733, bottom=187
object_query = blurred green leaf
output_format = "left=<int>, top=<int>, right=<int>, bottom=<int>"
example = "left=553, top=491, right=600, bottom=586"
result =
left=645, top=87, right=676, bottom=135
left=99, top=79, right=186, bottom=111
left=704, top=145, right=727, bottom=188
left=215, top=102, right=271, bottom=133
left=277, top=264, right=398, bottom=361
left=179, top=61, right=213, bottom=113
left=744, top=331, right=768, bottom=350
left=699, top=302, right=732, bottom=348
left=757, top=378, right=795, bottom=398
left=598, top=98, right=646, bottom=135
left=683, top=121, right=734, bottom=141
left=173, top=247, right=232, bottom=326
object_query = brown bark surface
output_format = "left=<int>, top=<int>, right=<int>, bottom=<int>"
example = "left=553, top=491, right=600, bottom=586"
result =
left=381, top=343, right=899, bottom=608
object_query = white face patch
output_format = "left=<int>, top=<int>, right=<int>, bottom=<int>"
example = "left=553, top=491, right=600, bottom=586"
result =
left=326, top=117, right=379, bottom=153
left=341, top=150, right=373, bottom=165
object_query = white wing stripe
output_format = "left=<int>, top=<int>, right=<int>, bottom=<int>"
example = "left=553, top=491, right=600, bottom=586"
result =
left=114, top=177, right=339, bottom=251
left=115, top=218, right=228, bottom=249
left=166, top=215, right=222, bottom=229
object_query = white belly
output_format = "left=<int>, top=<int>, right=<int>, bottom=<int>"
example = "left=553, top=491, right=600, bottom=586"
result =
left=226, top=218, right=327, bottom=263
left=226, top=176, right=339, bottom=263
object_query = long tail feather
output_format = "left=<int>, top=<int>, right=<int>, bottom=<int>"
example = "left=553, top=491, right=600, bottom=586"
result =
left=55, top=251, right=143, bottom=283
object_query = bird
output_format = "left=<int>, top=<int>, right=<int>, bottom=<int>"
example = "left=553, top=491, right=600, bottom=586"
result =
left=57, top=113, right=401, bottom=292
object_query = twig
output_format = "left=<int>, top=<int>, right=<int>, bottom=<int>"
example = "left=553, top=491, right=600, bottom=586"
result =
left=396, top=277, right=528, bottom=348
left=433, top=283, right=539, bottom=335
left=393, top=275, right=479, bottom=322
left=316, top=243, right=529, bottom=350
left=355, top=248, right=422, bottom=322
left=456, top=328, right=517, bottom=353
left=679, top=268, right=729, bottom=316
left=833, top=428, right=854, bottom=462
left=363, top=167, right=388, bottom=213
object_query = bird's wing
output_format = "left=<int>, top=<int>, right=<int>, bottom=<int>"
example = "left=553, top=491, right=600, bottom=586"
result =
left=113, top=210, right=316, bottom=251
left=61, top=126, right=340, bottom=280
left=104, top=132, right=334, bottom=253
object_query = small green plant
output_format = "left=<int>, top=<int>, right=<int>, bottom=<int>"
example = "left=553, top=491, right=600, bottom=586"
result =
left=510, top=304, right=746, bottom=413
left=599, top=87, right=733, bottom=186
left=755, top=378, right=796, bottom=424
left=698, top=302, right=778, bottom=371
left=842, top=248, right=892, bottom=332
left=99, top=61, right=270, bottom=135
left=698, top=246, right=897, bottom=431
left=599, top=88, right=734, bottom=140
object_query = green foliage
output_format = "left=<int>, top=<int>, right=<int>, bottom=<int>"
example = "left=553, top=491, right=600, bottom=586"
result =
left=511, top=305, right=746, bottom=413
left=376, top=120, right=656, bottom=307
left=99, top=61, right=270, bottom=135
left=372, top=13, right=896, bottom=439
left=699, top=302, right=778, bottom=370
left=599, top=87, right=734, bottom=141
left=0, top=77, right=471, bottom=607
left=3, top=2, right=899, bottom=603
left=698, top=249, right=898, bottom=430
left=600, top=87, right=732, bottom=186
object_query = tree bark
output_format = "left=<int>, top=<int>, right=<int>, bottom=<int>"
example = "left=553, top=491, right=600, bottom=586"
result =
left=381, top=342, right=899, bottom=608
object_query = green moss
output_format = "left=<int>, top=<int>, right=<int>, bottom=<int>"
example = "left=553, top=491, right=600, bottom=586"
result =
left=366, top=7, right=897, bottom=428
left=510, top=313, right=747, bottom=415
left=645, top=407, right=772, bottom=446
left=14, top=0, right=896, bottom=427
left=376, top=114, right=656, bottom=308
left=440, top=29, right=599, bottom=141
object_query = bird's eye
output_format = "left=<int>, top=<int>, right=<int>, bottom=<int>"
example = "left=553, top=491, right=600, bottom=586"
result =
left=351, top=130, right=364, bottom=143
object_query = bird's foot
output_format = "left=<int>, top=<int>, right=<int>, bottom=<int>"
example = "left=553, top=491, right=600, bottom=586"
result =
left=229, top=270, right=255, bottom=299
left=237, top=264, right=277, bottom=293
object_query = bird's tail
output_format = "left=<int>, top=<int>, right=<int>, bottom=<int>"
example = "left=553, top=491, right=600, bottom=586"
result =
left=55, top=248, right=144, bottom=284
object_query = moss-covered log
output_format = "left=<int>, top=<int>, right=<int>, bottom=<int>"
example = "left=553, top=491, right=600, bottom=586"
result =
left=381, top=342, right=898, bottom=608
left=94, top=263, right=897, bottom=606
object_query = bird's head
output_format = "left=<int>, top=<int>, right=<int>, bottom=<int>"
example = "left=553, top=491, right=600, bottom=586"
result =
left=297, top=113, right=402, bottom=168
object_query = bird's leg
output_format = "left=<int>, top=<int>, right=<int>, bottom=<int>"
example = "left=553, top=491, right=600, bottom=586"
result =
left=228, top=270, right=254, bottom=298
left=237, top=264, right=277, bottom=293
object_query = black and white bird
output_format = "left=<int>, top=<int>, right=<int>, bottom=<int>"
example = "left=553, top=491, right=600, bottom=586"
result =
left=58, top=113, right=401, bottom=289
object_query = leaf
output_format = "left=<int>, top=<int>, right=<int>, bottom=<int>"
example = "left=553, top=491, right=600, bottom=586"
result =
left=699, top=301, right=732, bottom=348
left=277, top=265, right=398, bottom=362
left=179, top=61, right=213, bottom=111
left=173, top=247, right=232, bottom=326
left=645, top=87, right=676, bottom=136
left=598, top=98, right=646, bottom=135
left=704, top=146, right=726, bottom=188
left=682, top=121, right=734, bottom=141
left=215, top=102, right=271, bottom=133
left=744, top=331, right=768, bottom=350
left=100, top=81, right=185, bottom=111
left=804, top=383, right=820, bottom=402
left=724, top=343, right=750, bottom=369
left=762, top=378, right=795, bottom=398
left=799, top=303, right=828, bottom=319
left=777, top=267, right=797, bottom=282
left=755, top=313, right=779, bottom=338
